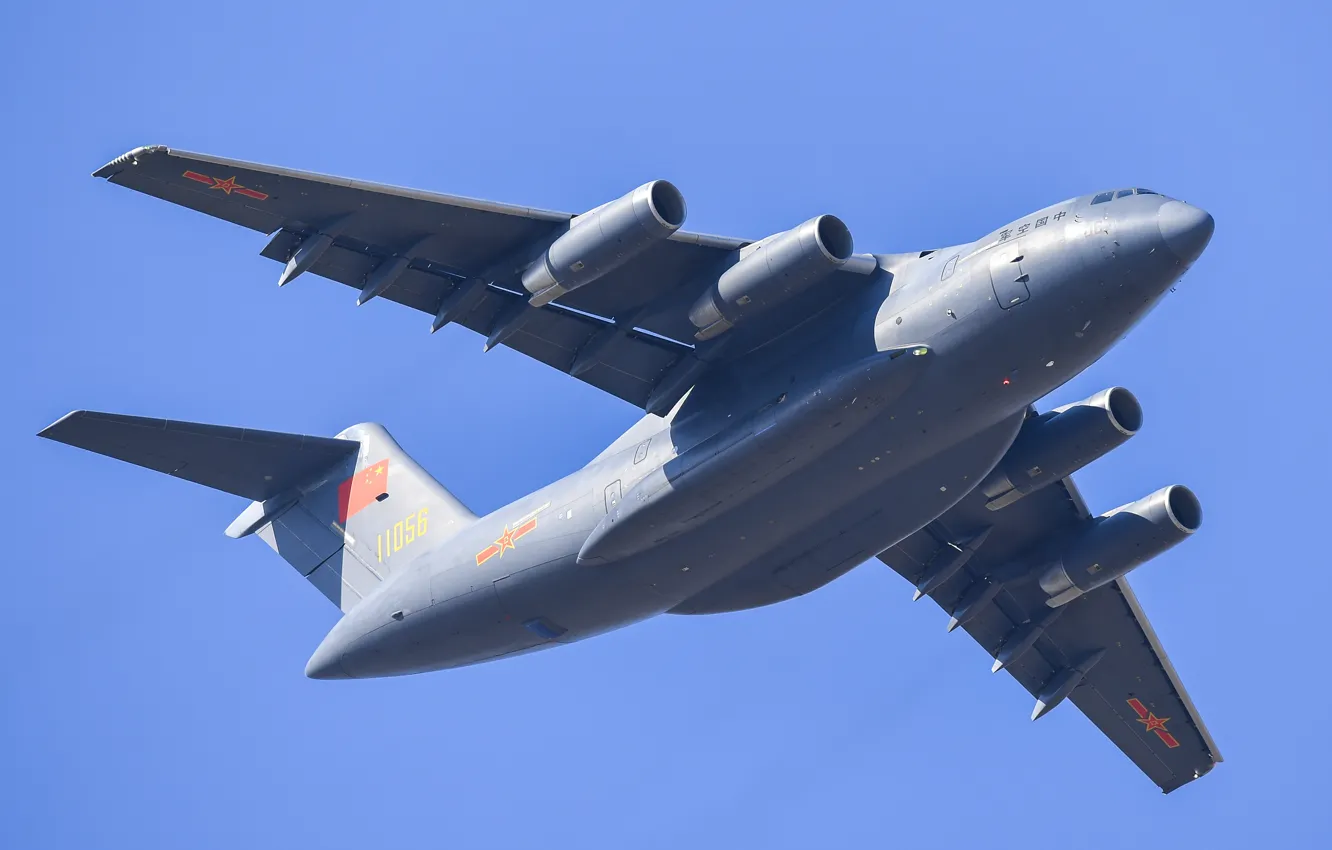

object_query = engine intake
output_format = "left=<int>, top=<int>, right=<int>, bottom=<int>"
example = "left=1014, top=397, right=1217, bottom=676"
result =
left=1038, top=485, right=1202, bottom=606
left=981, top=387, right=1143, bottom=510
left=522, top=180, right=687, bottom=306
left=688, top=215, right=854, bottom=340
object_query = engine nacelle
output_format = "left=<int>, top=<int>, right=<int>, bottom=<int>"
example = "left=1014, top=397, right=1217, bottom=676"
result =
left=1038, top=485, right=1202, bottom=606
left=981, top=387, right=1144, bottom=510
left=521, top=180, right=687, bottom=306
left=688, top=214, right=854, bottom=340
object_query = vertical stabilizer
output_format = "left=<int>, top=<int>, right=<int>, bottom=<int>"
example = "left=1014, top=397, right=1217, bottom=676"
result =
left=246, top=423, right=476, bottom=612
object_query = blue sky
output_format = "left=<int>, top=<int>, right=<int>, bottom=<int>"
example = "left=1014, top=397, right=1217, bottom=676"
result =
left=4, top=2, right=1329, bottom=847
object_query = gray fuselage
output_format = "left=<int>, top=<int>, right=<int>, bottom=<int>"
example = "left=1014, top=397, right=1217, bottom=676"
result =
left=306, top=190, right=1212, bottom=679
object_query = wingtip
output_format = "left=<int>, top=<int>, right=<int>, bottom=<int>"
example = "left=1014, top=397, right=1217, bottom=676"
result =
left=991, top=657, right=1004, bottom=673
left=911, top=588, right=924, bottom=602
left=92, top=145, right=168, bottom=179
left=37, top=410, right=87, bottom=440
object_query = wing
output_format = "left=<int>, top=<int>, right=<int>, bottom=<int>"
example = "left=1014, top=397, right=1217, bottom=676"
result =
left=95, top=146, right=856, bottom=412
left=877, top=422, right=1221, bottom=793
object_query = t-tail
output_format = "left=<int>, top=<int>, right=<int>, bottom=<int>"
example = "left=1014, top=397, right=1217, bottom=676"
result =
left=38, top=411, right=475, bottom=612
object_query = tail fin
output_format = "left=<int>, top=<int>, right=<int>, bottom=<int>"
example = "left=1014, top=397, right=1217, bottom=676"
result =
left=39, top=412, right=475, bottom=612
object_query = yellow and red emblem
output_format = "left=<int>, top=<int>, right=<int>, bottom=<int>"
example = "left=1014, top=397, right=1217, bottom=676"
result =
left=183, top=170, right=269, bottom=200
left=476, top=517, right=538, bottom=566
left=1127, top=698, right=1180, bottom=748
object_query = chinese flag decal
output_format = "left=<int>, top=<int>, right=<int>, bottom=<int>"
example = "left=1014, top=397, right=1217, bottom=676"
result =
left=338, top=459, right=389, bottom=523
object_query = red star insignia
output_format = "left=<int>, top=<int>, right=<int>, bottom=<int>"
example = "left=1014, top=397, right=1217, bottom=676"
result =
left=181, top=170, right=268, bottom=200
left=1126, top=698, right=1181, bottom=749
left=494, top=526, right=516, bottom=556
left=209, top=176, right=239, bottom=194
left=1139, top=712, right=1171, bottom=734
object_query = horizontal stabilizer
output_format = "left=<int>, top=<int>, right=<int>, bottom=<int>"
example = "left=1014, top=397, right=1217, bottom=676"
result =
left=38, top=410, right=359, bottom=501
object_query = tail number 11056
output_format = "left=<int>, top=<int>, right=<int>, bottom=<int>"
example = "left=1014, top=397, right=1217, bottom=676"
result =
left=377, top=508, right=428, bottom=562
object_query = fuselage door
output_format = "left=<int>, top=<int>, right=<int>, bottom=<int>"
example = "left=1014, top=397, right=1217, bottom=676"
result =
left=604, top=480, right=623, bottom=515
left=989, top=242, right=1030, bottom=309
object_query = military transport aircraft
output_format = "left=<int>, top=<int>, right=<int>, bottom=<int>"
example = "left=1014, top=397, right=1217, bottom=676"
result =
left=41, top=147, right=1220, bottom=792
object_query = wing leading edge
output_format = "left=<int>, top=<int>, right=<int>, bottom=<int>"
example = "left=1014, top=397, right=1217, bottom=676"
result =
left=878, top=431, right=1220, bottom=792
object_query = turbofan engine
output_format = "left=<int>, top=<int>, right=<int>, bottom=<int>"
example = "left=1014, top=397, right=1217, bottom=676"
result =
left=688, top=215, right=855, bottom=340
left=522, top=180, right=687, bottom=306
left=980, top=387, right=1144, bottom=510
left=1038, top=485, right=1203, bottom=607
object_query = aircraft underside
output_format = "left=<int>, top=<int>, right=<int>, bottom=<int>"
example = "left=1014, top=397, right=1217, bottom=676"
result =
left=43, top=145, right=1221, bottom=792
left=669, top=409, right=1029, bottom=614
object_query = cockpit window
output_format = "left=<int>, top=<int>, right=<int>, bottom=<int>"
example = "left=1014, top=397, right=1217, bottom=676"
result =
left=1116, top=189, right=1134, bottom=199
left=1091, top=191, right=1114, bottom=205
left=1135, top=188, right=1158, bottom=195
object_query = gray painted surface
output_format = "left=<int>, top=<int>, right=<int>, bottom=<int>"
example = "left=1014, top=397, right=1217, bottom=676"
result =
left=43, top=152, right=1218, bottom=792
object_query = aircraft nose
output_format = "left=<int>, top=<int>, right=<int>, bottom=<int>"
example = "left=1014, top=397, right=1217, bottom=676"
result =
left=305, top=640, right=351, bottom=680
left=1157, top=200, right=1214, bottom=266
